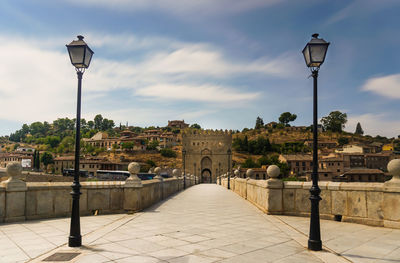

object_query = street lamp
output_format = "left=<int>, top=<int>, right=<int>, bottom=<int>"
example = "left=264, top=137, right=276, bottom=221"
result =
left=182, top=149, right=186, bottom=189
left=66, top=35, right=94, bottom=247
left=227, top=149, right=232, bottom=189
left=302, top=33, right=329, bottom=251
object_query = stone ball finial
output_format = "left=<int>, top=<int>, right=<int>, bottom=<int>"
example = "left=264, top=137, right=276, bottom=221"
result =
left=128, top=162, right=140, bottom=175
left=172, top=169, right=179, bottom=177
left=154, top=167, right=161, bottom=175
left=6, top=162, right=22, bottom=177
left=246, top=169, right=254, bottom=177
left=388, top=159, right=400, bottom=179
left=234, top=169, right=240, bottom=177
left=267, top=165, right=280, bottom=179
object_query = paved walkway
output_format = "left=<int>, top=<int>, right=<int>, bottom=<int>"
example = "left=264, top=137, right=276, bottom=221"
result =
left=1, top=184, right=399, bottom=262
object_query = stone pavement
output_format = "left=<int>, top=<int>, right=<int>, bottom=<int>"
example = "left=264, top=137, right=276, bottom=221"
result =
left=0, top=184, right=398, bottom=262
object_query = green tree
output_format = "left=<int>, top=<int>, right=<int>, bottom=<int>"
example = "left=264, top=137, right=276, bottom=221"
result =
left=321, top=111, right=348, bottom=132
left=94, top=114, right=103, bottom=130
left=13, top=143, right=20, bottom=150
left=161, top=148, right=177, bottom=158
left=241, top=158, right=260, bottom=168
left=190, top=123, right=201, bottom=129
left=355, top=122, right=364, bottom=135
left=147, top=140, right=159, bottom=150
left=146, top=159, right=156, bottom=167
left=279, top=112, right=297, bottom=126
left=121, top=142, right=134, bottom=150
left=35, top=151, right=40, bottom=170
left=255, top=116, right=264, bottom=129
left=46, top=136, right=61, bottom=148
left=338, top=137, right=349, bottom=146
left=87, top=120, right=95, bottom=129
left=40, top=152, right=54, bottom=170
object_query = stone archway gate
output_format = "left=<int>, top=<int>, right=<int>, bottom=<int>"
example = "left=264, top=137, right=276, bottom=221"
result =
left=182, top=129, right=232, bottom=183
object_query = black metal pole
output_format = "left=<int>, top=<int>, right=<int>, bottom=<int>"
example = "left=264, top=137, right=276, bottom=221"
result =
left=69, top=70, right=83, bottom=247
left=308, top=70, right=322, bottom=251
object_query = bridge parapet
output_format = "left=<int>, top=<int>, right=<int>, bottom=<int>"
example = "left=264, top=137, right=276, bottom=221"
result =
left=222, top=160, right=400, bottom=229
left=0, top=162, right=197, bottom=223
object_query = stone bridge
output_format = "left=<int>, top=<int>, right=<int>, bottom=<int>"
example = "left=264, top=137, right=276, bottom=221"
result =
left=0, top=162, right=400, bottom=262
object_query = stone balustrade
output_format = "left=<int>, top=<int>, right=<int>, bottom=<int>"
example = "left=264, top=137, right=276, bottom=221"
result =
left=0, top=163, right=197, bottom=223
left=220, top=161, right=400, bottom=229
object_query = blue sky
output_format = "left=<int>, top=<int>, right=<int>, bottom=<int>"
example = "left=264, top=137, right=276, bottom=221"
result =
left=1, top=0, right=400, bottom=137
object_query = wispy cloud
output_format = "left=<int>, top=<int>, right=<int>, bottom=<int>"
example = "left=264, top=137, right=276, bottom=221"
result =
left=346, top=113, right=400, bottom=137
left=63, top=0, right=285, bottom=17
left=135, top=84, right=260, bottom=103
left=361, top=74, right=400, bottom=99
left=0, top=31, right=293, bottom=131
left=325, top=0, right=400, bottom=25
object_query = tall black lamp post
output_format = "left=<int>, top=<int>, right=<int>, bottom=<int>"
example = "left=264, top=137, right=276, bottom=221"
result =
left=182, top=149, right=186, bottom=189
left=66, top=35, right=94, bottom=247
left=227, top=149, right=231, bottom=189
left=302, top=33, right=329, bottom=251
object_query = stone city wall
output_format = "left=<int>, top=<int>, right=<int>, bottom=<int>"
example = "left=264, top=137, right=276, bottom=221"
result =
left=219, top=161, right=400, bottom=229
left=0, top=163, right=196, bottom=223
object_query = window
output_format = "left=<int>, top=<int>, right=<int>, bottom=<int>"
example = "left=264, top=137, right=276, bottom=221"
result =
left=296, top=162, right=299, bottom=166
left=302, top=162, right=305, bottom=166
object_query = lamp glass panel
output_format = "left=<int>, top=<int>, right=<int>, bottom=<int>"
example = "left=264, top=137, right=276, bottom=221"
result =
left=302, top=45, right=311, bottom=66
left=309, top=44, right=327, bottom=64
left=68, top=46, right=85, bottom=66
left=84, top=47, right=93, bottom=68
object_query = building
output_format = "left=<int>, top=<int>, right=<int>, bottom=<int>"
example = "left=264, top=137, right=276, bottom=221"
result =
left=15, top=147, right=35, bottom=153
left=182, top=129, right=232, bottom=183
left=368, top=142, right=383, bottom=153
left=83, top=131, right=146, bottom=151
left=138, top=129, right=177, bottom=149
left=54, top=156, right=128, bottom=177
left=168, top=120, right=189, bottom=129
left=279, top=154, right=313, bottom=176
left=319, top=156, right=344, bottom=174
left=342, top=153, right=365, bottom=168
left=0, top=153, right=33, bottom=169
left=383, top=144, right=394, bottom=152
left=334, top=168, right=386, bottom=182
left=365, top=153, right=391, bottom=171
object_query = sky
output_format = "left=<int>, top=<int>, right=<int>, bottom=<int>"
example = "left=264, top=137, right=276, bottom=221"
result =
left=0, top=0, right=400, bottom=137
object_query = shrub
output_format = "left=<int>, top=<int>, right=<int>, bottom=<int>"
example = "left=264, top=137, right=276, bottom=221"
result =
left=161, top=148, right=177, bottom=158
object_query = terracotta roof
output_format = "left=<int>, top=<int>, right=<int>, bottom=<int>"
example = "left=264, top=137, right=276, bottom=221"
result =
left=281, top=155, right=313, bottom=161
left=365, top=153, right=391, bottom=157
left=343, top=169, right=384, bottom=175
left=320, top=157, right=343, bottom=162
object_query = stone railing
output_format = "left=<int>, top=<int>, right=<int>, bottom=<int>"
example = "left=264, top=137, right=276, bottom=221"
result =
left=219, top=160, right=400, bottom=229
left=0, top=163, right=196, bottom=223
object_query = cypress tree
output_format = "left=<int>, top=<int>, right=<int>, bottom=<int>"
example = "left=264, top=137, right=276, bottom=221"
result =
left=355, top=122, right=364, bottom=135
left=35, top=151, right=40, bottom=170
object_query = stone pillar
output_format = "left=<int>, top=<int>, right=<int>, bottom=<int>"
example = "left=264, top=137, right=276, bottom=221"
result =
left=172, top=169, right=179, bottom=179
left=265, top=165, right=283, bottom=214
left=154, top=167, right=163, bottom=181
left=383, top=159, right=400, bottom=228
left=246, top=169, right=254, bottom=179
left=124, top=162, right=143, bottom=212
left=2, top=162, right=27, bottom=222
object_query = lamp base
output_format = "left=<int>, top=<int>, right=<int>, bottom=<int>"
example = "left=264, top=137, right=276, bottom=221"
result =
left=69, top=235, right=82, bottom=247
left=308, top=239, right=322, bottom=251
